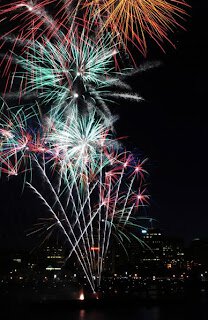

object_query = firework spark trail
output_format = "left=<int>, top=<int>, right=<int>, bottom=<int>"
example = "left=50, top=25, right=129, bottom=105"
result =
left=0, top=1, right=77, bottom=99
left=31, top=157, right=98, bottom=289
left=43, top=106, right=149, bottom=286
left=74, top=161, right=112, bottom=278
left=64, top=194, right=107, bottom=266
left=83, top=168, right=96, bottom=273
left=67, top=162, right=96, bottom=275
left=9, top=29, right=137, bottom=114
left=0, top=4, right=145, bottom=114
left=37, top=140, right=99, bottom=279
left=0, top=1, right=69, bottom=45
left=98, top=173, right=112, bottom=284
left=0, top=0, right=190, bottom=97
left=97, top=145, right=104, bottom=280
left=97, top=154, right=149, bottom=283
left=43, top=108, right=115, bottom=282
left=102, top=165, right=125, bottom=268
left=0, top=102, right=42, bottom=180
left=83, top=0, right=190, bottom=55
left=99, top=168, right=128, bottom=278
left=0, top=101, right=151, bottom=291
left=26, top=181, right=96, bottom=292
left=66, top=184, right=96, bottom=281
left=45, top=107, right=114, bottom=178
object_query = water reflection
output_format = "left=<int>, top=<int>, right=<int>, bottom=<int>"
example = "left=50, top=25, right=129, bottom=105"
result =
left=68, top=297, right=208, bottom=320
left=73, top=306, right=159, bottom=320
left=2, top=292, right=208, bottom=320
left=79, top=310, right=86, bottom=320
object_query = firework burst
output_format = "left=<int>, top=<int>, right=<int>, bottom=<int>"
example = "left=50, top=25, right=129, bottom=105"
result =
left=83, top=0, right=189, bottom=55
left=0, top=100, right=43, bottom=178
left=6, top=28, right=143, bottom=116
left=0, top=101, right=150, bottom=292
left=12, top=30, right=120, bottom=105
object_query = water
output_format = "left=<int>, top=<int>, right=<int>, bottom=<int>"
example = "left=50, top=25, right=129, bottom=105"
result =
left=2, top=297, right=208, bottom=320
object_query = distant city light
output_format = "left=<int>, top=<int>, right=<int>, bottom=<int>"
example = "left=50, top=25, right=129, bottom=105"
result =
left=13, top=258, right=21, bottom=263
left=142, top=230, right=147, bottom=234
left=46, top=267, right=61, bottom=271
left=90, top=247, right=100, bottom=251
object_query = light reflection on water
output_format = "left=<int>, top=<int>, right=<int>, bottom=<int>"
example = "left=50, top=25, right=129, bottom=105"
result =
left=2, top=301, right=208, bottom=320
left=72, top=307, right=161, bottom=320
left=2, top=292, right=208, bottom=320
left=65, top=300, right=207, bottom=320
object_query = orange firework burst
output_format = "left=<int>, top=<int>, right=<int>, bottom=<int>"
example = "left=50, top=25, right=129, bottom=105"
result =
left=83, top=0, right=190, bottom=55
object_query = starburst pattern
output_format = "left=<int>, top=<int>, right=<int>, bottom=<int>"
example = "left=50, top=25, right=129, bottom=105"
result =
left=83, top=0, right=189, bottom=55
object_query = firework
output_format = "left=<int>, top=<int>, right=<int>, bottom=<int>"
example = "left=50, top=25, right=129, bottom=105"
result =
left=0, top=0, right=75, bottom=96
left=0, top=100, right=43, bottom=178
left=0, top=0, right=171, bottom=98
left=5, top=27, right=143, bottom=117
left=45, top=106, right=115, bottom=176
left=12, top=30, right=120, bottom=106
left=0, top=0, right=189, bottom=294
left=33, top=122, right=149, bottom=291
left=83, top=0, right=189, bottom=55
left=0, top=102, right=149, bottom=292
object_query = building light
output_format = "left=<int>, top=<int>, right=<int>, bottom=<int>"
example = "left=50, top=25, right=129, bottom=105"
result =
left=46, top=267, right=61, bottom=271
left=90, top=247, right=100, bottom=251
left=13, top=258, right=21, bottom=263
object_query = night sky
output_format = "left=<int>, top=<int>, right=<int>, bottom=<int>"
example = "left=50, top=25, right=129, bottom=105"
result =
left=117, top=0, right=208, bottom=244
left=0, top=0, right=207, bottom=250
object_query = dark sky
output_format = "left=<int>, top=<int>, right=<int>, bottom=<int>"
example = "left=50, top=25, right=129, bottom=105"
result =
left=116, top=0, right=208, bottom=245
left=0, top=0, right=207, bottom=250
